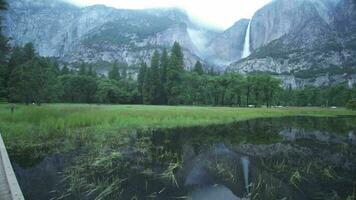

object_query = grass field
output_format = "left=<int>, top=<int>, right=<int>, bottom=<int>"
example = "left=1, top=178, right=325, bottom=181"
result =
left=0, top=103, right=355, bottom=152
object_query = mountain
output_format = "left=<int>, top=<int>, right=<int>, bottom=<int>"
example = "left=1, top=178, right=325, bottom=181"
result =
left=226, top=0, right=356, bottom=87
left=3, top=0, right=218, bottom=69
left=2, top=0, right=356, bottom=87
left=206, top=19, right=249, bottom=65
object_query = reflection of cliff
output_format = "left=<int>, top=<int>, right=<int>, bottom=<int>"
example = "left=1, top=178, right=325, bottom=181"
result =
left=279, top=128, right=356, bottom=144
left=180, top=144, right=302, bottom=199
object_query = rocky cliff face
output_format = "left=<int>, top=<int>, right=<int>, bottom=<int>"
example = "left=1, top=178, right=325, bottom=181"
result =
left=3, top=0, right=211, bottom=68
left=2, top=0, right=356, bottom=87
left=249, top=0, right=340, bottom=50
left=227, top=0, right=356, bottom=87
left=206, top=19, right=249, bottom=64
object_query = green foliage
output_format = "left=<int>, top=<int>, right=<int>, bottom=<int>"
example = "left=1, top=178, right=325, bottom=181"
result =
left=2, top=41, right=354, bottom=108
left=6, top=45, right=59, bottom=104
left=137, top=62, right=147, bottom=103
left=193, top=61, right=204, bottom=75
left=59, top=74, right=97, bottom=103
left=277, top=83, right=355, bottom=107
left=166, top=42, right=184, bottom=105
left=346, top=99, right=356, bottom=110
left=0, top=0, right=9, bottom=100
left=160, top=49, right=169, bottom=103
left=108, top=61, right=121, bottom=81
left=149, top=50, right=162, bottom=104
left=96, top=79, right=122, bottom=104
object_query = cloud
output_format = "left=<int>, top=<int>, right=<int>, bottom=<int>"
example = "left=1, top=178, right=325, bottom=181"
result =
left=64, top=0, right=271, bottom=29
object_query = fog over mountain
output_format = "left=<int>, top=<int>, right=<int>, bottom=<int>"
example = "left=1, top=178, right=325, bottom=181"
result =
left=62, top=0, right=272, bottom=30
left=2, top=0, right=356, bottom=87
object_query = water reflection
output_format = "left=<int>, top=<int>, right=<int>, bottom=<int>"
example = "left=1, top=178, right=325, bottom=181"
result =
left=10, top=117, right=356, bottom=200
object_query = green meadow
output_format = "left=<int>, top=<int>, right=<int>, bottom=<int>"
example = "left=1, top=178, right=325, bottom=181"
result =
left=1, top=104, right=355, bottom=146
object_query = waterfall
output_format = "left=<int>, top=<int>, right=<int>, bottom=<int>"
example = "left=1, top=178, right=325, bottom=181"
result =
left=241, top=156, right=250, bottom=194
left=242, top=20, right=251, bottom=59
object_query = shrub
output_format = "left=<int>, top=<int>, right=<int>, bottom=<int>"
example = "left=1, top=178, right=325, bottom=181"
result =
left=346, top=99, right=356, bottom=110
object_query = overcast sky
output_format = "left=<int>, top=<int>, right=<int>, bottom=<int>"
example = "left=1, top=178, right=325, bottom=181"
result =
left=64, top=0, right=272, bottom=29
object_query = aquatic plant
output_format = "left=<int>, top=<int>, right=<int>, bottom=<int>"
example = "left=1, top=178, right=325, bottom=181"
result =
left=161, top=161, right=181, bottom=188
left=289, top=170, right=303, bottom=189
left=322, top=167, right=339, bottom=180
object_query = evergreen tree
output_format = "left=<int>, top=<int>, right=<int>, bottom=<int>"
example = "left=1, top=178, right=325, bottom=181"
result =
left=23, top=43, right=36, bottom=61
left=171, top=42, right=184, bottom=70
left=87, top=64, right=96, bottom=77
left=78, top=62, right=86, bottom=75
left=0, top=0, right=8, bottom=64
left=0, top=0, right=6, bottom=10
left=193, top=61, right=204, bottom=75
left=52, top=61, right=60, bottom=75
left=61, top=65, right=70, bottom=75
left=7, top=45, right=35, bottom=103
left=108, top=61, right=120, bottom=81
left=137, top=62, right=147, bottom=103
left=120, top=63, right=128, bottom=80
left=0, top=0, right=7, bottom=100
left=166, top=42, right=184, bottom=104
left=160, top=49, right=169, bottom=104
left=142, top=66, right=152, bottom=104
left=150, top=50, right=162, bottom=104
left=0, top=63, right=5, bottom=100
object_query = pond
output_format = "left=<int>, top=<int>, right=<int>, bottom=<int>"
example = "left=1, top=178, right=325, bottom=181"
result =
left=9, top=117, right=356, bottom=200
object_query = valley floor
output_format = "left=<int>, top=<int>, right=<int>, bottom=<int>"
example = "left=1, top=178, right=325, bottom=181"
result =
left=0, top=104, right=355, bottom=199
left=1, top=104, right=355, bottom=143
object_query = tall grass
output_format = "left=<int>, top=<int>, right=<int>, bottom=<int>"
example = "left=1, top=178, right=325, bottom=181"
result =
left=0, top=104, right=355, bottom=150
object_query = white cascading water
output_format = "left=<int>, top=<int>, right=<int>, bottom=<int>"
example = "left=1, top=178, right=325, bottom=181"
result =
left=241, top=156, right=250, bottom=194
left=242, top=20, right=251, bottom=58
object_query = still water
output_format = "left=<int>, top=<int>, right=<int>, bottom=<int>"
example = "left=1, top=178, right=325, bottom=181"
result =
left=10, top=117, right=356, bottom=200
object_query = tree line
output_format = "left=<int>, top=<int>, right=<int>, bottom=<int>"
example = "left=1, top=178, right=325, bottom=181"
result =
left=0, top=0, right=355, bottom=107
left=1, top=41, right=355, bottom=107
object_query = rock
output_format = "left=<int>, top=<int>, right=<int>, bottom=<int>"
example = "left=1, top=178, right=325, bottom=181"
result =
left=3, top=0, right=211, bottom=69
left=227, top=0, right=356, bottom=87
left=207, top=19, right=249, bottom=64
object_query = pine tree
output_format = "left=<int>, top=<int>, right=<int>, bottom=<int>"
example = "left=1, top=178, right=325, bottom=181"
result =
left=150, top=50, right=161, bottom=104
left=160, top=48, right=169, bottom=104
left=137, top=62, right=147, bottom=103
left=87, top=64, right=96, bottom=77
left=0, top=0, right=8, bottom=100
left=0, top=63, right=5, bottom=100
left=78, top=62, right=86, bottom=75
left=193, top=61, right=204, bottom=75
left=0, top=0, right=7, bottom=60
left=108, top=61, right=120, bottom=81
left=29, top=59, right=47, bottom=105
left=23, top=43, right=36, bottom=61
left=171, top=42, right=184, bottom=70
left=61, top=65, right=70, bottom=75
left=143, top=65, right=152, bottom=104
left=5, top=44, right=36, bottom=102
left=166, top=42, right=184, bottom=104
left=8, top=58, right=33, bottom=103
left=120, top=63, right=128, bottom=80
left=0, top=0, right=6, bottom=10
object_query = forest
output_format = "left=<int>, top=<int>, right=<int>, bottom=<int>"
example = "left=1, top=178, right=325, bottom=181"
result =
left=0, top=42, right=355, bottom=108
